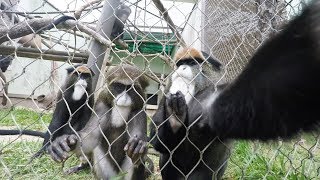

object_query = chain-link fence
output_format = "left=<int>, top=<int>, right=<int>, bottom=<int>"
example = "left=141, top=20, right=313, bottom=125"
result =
left=0, top=0, right=319, bottom=179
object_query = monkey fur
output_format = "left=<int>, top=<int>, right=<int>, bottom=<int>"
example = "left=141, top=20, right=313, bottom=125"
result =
left=150, top=48, right=232, bottom=180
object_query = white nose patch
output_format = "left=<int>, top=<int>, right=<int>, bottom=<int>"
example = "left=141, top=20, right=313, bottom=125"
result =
left=114, top=91, right=132, bottom=107
left=169, top=65, right=195, bottom=104
left=72, top=79, right=88, bottom=101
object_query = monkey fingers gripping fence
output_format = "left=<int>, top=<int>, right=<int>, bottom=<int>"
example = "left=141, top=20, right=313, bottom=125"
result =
left=0, top=0, right=319, bottom=179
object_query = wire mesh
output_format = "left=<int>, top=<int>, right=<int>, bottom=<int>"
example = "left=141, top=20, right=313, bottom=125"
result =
left=0, top=0, right=318, bottom=179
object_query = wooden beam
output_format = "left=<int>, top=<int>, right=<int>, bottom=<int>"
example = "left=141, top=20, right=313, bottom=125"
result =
left=0, top=45, right=88, bottom=63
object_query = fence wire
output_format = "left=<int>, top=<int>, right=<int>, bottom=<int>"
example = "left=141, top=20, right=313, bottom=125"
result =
left=0, top=0, right=319, bottom=179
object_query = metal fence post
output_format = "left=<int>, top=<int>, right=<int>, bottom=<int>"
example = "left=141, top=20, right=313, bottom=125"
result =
left=87, top=0, right=120, bottom=89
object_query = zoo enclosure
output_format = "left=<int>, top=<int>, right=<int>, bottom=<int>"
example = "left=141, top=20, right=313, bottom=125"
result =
left=0, top=0, right=319, bottom=179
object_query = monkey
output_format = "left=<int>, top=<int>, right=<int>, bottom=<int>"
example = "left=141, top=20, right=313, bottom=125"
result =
left=110, top=4, right=131, bottom=49
left=47, top=64, right=151, bottom=180
left=200, top=0, right=320, bottom=141
left=0, top=65, right=94, bottom=161
left=111, top=4, right=131, bottom=41
left=39, top=64, right=94, bottom=152
left=18, top=34, right=42, bottom=49
left=150, top=48, right=232, bottom=180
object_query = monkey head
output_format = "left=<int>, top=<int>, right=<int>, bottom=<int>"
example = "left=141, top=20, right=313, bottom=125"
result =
left=168, top=47, right=224, bottom=104
left=64, top=65, right=94, bottom=101
left=101, top=64, right=149, bottom=109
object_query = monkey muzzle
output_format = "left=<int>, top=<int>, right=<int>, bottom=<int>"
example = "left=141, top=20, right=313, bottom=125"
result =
left=72, top=79, right=88, bottom=101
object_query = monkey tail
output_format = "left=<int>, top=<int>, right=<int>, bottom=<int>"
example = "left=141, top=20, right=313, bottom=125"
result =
left=43, top=15, right=76, bottom=31
left=0, top=129, right=45, bottom=138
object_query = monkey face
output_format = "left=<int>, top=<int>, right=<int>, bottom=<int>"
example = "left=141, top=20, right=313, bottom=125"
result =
left=173, top=58, right=203, bottom=81
left=65, top=65, right=93, bottom=101
left=109, top=82, right=133, bottom=107
left=72, top=74, right=89, bottom=101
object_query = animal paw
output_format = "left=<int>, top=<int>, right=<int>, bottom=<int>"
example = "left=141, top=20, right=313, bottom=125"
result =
left=124, top=135, right=147, bottom=164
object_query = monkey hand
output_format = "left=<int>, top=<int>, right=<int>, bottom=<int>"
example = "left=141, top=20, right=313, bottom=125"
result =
left=47, top=134, right=78, bottom=162
left=166, top=91, right=188, bottom=122
left=124, top=135, right=147, bottom=164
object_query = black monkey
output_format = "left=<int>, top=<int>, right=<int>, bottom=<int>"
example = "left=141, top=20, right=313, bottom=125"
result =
left=40, top=65, right=94, bottom=152
left=150, top=48, right=232, bottom=180
left=0, top=65, right=94, bottom=158
left=206, top=0, right=320, bottom=140
left=47, top=64, right=151, bottom=180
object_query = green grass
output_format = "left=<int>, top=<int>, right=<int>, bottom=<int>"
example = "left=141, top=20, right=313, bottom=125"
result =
left=0, top=141, right=94, bottom=180
left=1, top=108, right=320, bottom=179
left=0, top=107, right=52, bottom=130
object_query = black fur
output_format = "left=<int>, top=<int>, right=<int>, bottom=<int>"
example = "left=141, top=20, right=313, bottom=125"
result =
left=209, top=0, right=320, bottom=140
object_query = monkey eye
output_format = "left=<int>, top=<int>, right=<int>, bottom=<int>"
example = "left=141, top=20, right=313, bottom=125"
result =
left=112, top=83, right=126, bottom=94
left=176, top=59, right=198, bottom=67
left=79, top=73, right=90, bottom=79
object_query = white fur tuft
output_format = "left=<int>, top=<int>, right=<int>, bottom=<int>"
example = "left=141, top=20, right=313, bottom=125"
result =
left=72, top=79, right=88, bottom=101
left=111, top=92, right=132, bottom=127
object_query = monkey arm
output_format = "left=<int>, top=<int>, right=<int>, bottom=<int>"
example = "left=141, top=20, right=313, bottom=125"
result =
left=127, top=110, right=147, bottom=140
left=209, top=0, right=320, bottom=140
left=75, top=101, right=110, bottom=155
left=43, top=99, right=70, bottom=147
left=124, top=110, right=148, bottom=163
left=47, top=101, right=110, bottom=162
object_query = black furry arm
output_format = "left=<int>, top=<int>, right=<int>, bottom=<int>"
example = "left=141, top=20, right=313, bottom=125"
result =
left=150, top=97, right=186, bottom=153
left=209, top=0, right=320, bottom=140
left=43, top=98, right=70, bottom=146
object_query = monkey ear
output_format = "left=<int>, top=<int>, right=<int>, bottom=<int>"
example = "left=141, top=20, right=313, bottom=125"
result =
left=201, top=51, right=223, bottom=70
left=89, top=68, right=95, bottom=76
left=66, top=66, right=76, bottom=74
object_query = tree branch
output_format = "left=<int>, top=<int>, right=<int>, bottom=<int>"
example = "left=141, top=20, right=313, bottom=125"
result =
left=74, top=0, right=103, bottom=19
left=0, top=18, right=112, bottom=47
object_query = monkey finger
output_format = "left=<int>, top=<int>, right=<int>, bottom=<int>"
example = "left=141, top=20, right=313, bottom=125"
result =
left=124, top=135, right=137, bottom=151
left=67, top=134, right=78, bottom=146
left=171, top=94, right=179, bottom=114
left=176, top=94, right=187, bottom=113
left=59, top=140, right=71, bottom=152
left=47, top=145, right=62, bottom=162
left=132, top=141, right=145, bottom=162
left=52, top=142, right=69, bottom=161
left=139, top=143, right=147, bottom=154
left=126, top=137, right=139, bottom=157
left=133, top=140, right=144, bottom=155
